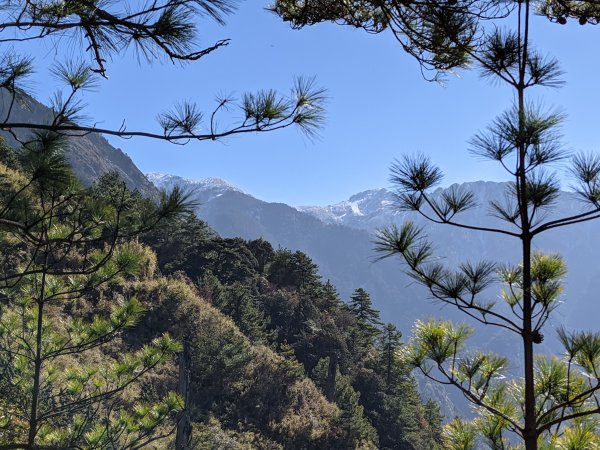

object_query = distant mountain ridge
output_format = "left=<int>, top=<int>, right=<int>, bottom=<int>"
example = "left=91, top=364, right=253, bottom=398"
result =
left=146, top=173, right=243, bottom=203
left=152, top=174, right=599, bottom=418
left=298, top=188, right=393, bottom=228
left=297, top=181, right=512, bottom=231
left=148, top=173, right=600, bottom=336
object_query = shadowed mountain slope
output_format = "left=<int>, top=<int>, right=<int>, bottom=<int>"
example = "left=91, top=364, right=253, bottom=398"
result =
left=0, top=91, right=157, bottom=197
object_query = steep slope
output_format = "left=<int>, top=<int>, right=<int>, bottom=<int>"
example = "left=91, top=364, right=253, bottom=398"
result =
left=148, top=174, right=600, bottom=419
left=127, top=276, right=364, bottom=449
left=147, top=174, right=433, bottom=328
left=0, top=91, right=157, bottom=197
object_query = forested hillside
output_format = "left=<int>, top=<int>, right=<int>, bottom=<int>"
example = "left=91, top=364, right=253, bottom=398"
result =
left=150, top=174, right=600, bottom=336
left=0, top=137, right=444, bottom=449
left=3, top=0, right=598, bottom=447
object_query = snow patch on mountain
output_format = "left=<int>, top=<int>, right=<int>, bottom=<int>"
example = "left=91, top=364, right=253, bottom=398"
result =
left=297, top=181, right=516, bottom=231
left=298, top=188, right=402, bottom=230
left=146, top=173, right=245, bottom=202
left=147, top=173, right=241, bottom=192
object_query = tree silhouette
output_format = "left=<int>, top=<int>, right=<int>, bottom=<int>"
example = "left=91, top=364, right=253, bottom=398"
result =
left=0, top=1, right=325, bottom=145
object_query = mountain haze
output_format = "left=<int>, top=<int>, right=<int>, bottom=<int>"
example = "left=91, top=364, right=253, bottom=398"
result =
left=149, top=174, right=600, bottom=341
left=2, top=87, right=597, bottom=420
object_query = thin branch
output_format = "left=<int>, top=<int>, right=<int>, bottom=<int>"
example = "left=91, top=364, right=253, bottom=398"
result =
left=532, top=207, right=600, bottom=234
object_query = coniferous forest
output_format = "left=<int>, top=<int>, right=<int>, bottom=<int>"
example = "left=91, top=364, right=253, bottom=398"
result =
left=0, top=138, right=443, bottom=448
left=1, top=1, right=600, bottom=450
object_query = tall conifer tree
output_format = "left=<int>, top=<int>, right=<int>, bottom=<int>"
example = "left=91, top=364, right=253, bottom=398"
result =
left=0, top=133, right=189, bottom=448
left=349, top=288, right=383, bottom=344
left=273, top=1, right=600, bottom=448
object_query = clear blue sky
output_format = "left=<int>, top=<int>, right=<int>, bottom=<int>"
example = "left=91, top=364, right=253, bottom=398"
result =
left=25, top=2, right=600, bottom=206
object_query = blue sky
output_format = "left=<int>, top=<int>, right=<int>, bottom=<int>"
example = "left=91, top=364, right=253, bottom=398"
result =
left=26, top=2, right=600, bottom=206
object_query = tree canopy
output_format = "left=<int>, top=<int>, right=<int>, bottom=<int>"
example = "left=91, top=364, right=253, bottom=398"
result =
left=273, top=0, right=600, bottom=81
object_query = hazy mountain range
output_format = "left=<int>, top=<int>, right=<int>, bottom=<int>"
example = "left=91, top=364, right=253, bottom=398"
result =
left=148, top=172, right=600, bottom=417
left=3, top=91, right=598, bottom=417
left=147, top=173, right=600, bottom=337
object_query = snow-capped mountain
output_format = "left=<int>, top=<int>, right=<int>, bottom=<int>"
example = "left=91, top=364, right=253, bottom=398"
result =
left=146, top=173, right=244, bottom=203
left=146, top=173, right=600, bottom=335
left=297, top=180, right=580, bottom=232
left=147, top=172, right=600, bottom=418
left=298, top=188, right=397, bottom=230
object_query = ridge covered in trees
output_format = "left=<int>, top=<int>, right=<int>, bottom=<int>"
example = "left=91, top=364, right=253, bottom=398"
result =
left=272, top=1, right=600, bottom=448
left=0, top=137, right=443, bottom=448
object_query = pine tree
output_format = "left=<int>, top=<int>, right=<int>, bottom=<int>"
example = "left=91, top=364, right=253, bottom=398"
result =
left=247, top=238, right=275, bottom=275
left=422, top=399, right=444, bottom=448
left=348, top=288, right=383, bottom=357
left=215, top=282, right=273, bottom=344
left=316, top=280, right=344, bottom=311
left=0, top=133, right=188, bottom=448
left=313, top=358, right=379, bottom=448
left=333, top=371, right=379, bottom=448
left=366, top=322, right=444, bottom=450
left=0, top=1, right=325, bottom=146
left=268, top=249, right=322, bottom=292
left=273, top=1, right=600, bottom=448
left=378, top=323, right=403, bottom=389
left=349, top=289, right=382, bottom=329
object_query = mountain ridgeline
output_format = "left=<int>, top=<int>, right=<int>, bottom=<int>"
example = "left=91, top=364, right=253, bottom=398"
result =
left=2, top=86, right=598, bottom=445
left=149, top=173, right=600, bottom=419
left=148, top=174, right=600, bottom=336
left=0, top=91, right=157, bottom=197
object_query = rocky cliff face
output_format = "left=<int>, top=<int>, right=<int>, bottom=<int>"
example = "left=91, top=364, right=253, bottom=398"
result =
left=0, top=91, right=157, bottom=198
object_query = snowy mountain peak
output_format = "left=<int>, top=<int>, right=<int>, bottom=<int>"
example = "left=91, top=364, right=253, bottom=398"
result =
left=297, top=187, right=397, bottom=228
left=297, top=181, right=513, bottom=231
left=145, top=172, right=246, bottom=204
left=146, top=173, right=242, bottom=193
left=347, top=188, right=389, bottom=204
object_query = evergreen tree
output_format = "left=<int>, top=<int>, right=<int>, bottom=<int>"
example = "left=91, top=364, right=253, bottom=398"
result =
left=354, top=322, right=444, bottom=450
left=319, top=280, right=345, bottom=312
left=247, top=238, right=275, bottom=275
left=215, top=282, right=273, bottom=344
left=0, top=2, right=325, bottom=146
left=259, top=288, right=303, bottom=345
left=143, top=210, right=216, bottom=274
left=273, top=1, right=600, bottom=448
left=268, top=249, right=321, bottom=292
left=333, top=371, right=379, bottom=448
left=349, top=289, right=382, bottom=330
left=0, top=134, right=188, bottom=448
left=348, top=288, right=382, bottom=358
left=423, top=399, right=444, bottom=447
left=378, top=323, right=403, bottom=389
left=313, top=358, right=379, bottom=448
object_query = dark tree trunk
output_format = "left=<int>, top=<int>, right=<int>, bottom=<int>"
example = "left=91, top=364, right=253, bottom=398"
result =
left=176, top=339, right=191, bottom=450
left=325, top=356, right=337, bottom=402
